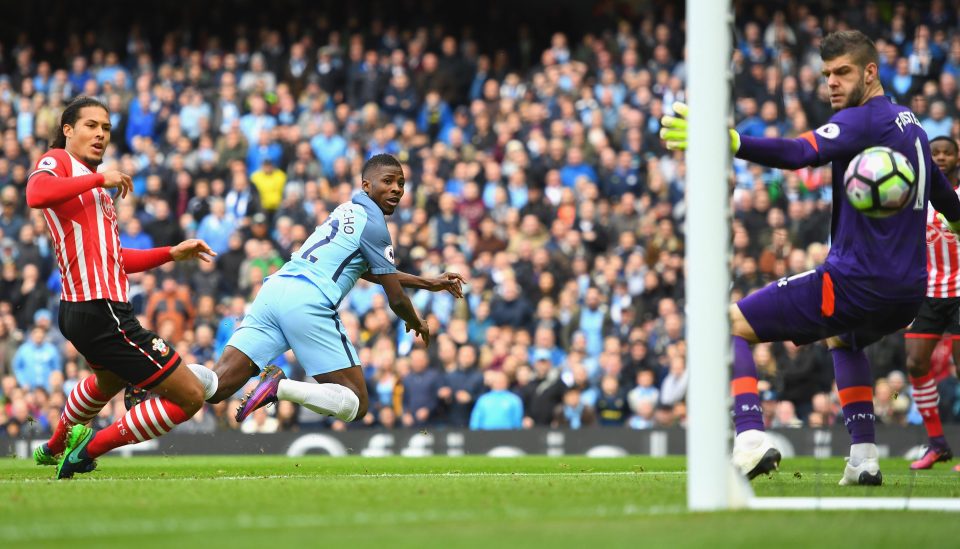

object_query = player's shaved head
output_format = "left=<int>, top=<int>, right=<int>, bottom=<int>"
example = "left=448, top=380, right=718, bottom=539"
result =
left=820, top=30, right=879, bottom=70
left=362, top=153, right=402, bottom=181
left=930, top=136, right=959, bottom=154
left=361, top=153, right=404, bottom=215
left=930, top=136, right=959, bottom=183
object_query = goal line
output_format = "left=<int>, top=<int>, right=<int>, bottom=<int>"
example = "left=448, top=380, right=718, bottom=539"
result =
left=746, top=497, right=960, bottom=511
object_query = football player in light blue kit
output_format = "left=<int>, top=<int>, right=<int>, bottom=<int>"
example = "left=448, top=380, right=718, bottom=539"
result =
left=200, top=154, right=464, bottom=423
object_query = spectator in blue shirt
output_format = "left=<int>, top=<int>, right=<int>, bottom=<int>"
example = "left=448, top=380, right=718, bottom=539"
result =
left=214, top=296, right=247, bottom=358
left=734, top=97, right=766, bottom=138
left=68, top=56, right=92, bottom=93
left=16, top=97, right=34, bottom=143
left=470, top=370, right=524, bottom=430
left=96, top=51, right=129, bottom=89
left=559, top=148, right=598, bottom=188
left=576, top=287, right=608, bottom=358
left=196, top=198, right=238, bottom=255
left=246, top=132, right=284, bottom=174
left=179, top=87, right=211, bottom=140
left=33, top=61, right=52, bottom=95
left=310, top=119, right=348, bottom=179
left=922, top=100, right=953, bottom=138
left=238, top=95, right=277, bottom=145
left=347, top=279, right=383, bottom=317
left=119, top=217, right=154, bottom=250
left=13, top=327, right=61, bottom=392
left=529, top=327, right=566, bottom=368
left=126, top=91, right=157, bottom=149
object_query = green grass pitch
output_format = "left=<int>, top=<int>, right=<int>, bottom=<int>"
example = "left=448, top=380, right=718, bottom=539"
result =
left=1, top=456, right=958, bottom=548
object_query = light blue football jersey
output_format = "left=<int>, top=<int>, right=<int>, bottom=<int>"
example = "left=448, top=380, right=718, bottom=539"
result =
left=274, top=191, right=396, bottom=306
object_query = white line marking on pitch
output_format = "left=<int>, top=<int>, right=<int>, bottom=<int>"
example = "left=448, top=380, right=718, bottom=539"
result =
left=0, top=471, right=684, bottom=483
left=0, top=504, right=685, bottom=541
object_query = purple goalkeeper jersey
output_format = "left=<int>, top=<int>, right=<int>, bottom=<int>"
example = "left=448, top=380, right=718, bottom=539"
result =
left=737, top=95, right=960, bottom=305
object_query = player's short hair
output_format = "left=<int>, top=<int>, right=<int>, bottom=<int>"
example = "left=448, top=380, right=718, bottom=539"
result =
left=820, top=30, right=879, bottom=70
left=52, top=96, right=109, bottom=149
left=930, top=135, right=960, bottom=154
left=362, top=153, right=402, bottom=181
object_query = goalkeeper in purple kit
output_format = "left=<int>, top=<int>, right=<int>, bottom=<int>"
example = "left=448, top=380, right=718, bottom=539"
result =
left=661, top=30, right=960, bottom=485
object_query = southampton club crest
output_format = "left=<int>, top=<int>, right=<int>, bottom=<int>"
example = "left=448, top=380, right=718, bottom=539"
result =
left=98, top=189, right=117, bottom=221
left=152, top=337, right=170, bottom=356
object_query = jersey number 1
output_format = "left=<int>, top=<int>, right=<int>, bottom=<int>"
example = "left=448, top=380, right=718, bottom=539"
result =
left=914, top=137, right=927, bottom=210
left=301, top=219, right=340, bottom=263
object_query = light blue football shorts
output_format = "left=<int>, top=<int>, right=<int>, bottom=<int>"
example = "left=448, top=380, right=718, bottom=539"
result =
left=227, top=274, right=359, bottom=376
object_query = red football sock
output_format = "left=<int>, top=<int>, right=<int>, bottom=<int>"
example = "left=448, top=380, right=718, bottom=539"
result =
left=48, top=376, right=114, bottom=455
left=910, top=373, right=944, bottom=439
left=86, top=397, right=190, bottom=458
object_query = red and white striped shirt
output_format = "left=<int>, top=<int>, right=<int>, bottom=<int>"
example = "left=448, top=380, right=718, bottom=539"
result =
left=926, top=186, right=960, bottom=298
left=27, top=149, right=174, bottom=303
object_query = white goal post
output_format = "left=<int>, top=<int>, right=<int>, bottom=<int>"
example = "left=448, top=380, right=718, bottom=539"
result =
left=684, top=0, right=735, bottom=511
left=683, top=0, right=960, bottom=511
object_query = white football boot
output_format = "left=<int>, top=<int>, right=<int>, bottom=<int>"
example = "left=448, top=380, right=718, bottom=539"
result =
left=732, top=429, right=782, bottom=480
left=839, top=443, right=883, bottom=486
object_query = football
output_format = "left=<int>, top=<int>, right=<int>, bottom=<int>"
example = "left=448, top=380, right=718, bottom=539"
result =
left=843, top=145, right=917, bottom=218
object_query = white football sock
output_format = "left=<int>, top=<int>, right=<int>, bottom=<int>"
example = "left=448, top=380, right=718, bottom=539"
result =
left=277, top=379, right=360, bottom=421
left=734, top=429, right=766, bottom=450
left=849, top=443, right=878, bottom=466
left=187, top=363, right=219, bottom=401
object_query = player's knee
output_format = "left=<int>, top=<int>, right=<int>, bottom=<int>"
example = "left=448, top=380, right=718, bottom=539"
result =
left=354, top=391, right=368, bottom=421
left=729, top=304, right=758, bottom=342
left=178, top=384, right=205, bottom=416
left=178, top=390, right=203, bottom=416
left=905, top=353, right=928, bottom=377
left=338, top=389, right=363, bottom=422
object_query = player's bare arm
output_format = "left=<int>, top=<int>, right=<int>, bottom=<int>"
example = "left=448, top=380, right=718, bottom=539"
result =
left=363, top=270, right=464, bottom=298
left=379, top=272, right=430, bottom=346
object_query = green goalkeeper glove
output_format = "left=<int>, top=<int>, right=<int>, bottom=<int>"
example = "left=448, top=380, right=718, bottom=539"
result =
left=659, top=102, right=741, bottom=154
left=938, top=213, right=960, bottom=235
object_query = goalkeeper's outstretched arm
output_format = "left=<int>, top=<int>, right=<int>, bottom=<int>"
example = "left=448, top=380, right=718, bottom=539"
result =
left=660, top=101, right=847, bottom=170
left=735, top=135, right=820, bottom=170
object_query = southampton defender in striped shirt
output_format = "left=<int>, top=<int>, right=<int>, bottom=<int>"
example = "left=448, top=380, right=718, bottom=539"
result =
left=904, top=136, right=960, bottom=472
left=27, top=96, right=219, bottom=479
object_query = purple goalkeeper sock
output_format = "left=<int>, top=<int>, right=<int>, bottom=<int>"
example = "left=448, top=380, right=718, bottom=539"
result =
left=732, top=336, right=764, bottom=434
left=832, top=347, right=876, bottom=445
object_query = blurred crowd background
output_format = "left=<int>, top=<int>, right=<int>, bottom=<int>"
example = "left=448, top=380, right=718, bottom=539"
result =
left=1, top=0, right=959, bottom=437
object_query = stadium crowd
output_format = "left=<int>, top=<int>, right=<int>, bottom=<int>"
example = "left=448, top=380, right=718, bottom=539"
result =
left=1, top=0, right=959, bottom=437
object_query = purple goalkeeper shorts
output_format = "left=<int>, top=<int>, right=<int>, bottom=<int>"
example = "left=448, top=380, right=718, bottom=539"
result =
left=737, top=266, right=921, bottom=350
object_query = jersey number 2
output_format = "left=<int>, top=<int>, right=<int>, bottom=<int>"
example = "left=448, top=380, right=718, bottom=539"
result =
left=301, top=219, right=339, bottom=263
